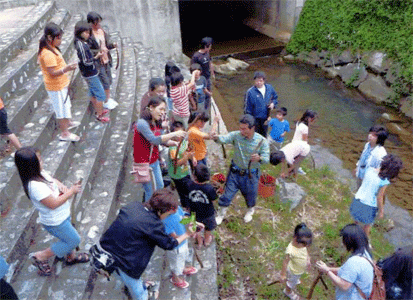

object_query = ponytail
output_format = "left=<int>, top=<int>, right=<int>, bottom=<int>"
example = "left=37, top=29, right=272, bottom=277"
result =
left=38, top=22, right=63, bottom=57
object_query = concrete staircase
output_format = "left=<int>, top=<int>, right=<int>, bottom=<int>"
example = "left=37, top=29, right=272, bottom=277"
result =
left=0, top=2, right=219, bottom=299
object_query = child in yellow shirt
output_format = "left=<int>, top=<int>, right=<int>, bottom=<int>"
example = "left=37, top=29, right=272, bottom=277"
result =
left=281, top=223, right=312, bottom=300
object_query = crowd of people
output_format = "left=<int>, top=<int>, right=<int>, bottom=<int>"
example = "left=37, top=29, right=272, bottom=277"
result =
left=0, top=13, right=411, bottom=300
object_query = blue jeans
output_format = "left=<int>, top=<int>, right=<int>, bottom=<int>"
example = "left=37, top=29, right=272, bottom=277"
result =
left=43, top=217, right=81, bottom=258
left=117, top=269, right=148, bottom=300
left=143, top=160, right=164, bottom=202
left=219, top=169, right=260, bottom=208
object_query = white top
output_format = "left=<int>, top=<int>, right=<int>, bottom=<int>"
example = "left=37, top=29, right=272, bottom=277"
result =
left=257, top=85, right=266, bottom=97
left=281, top=141, right=311, bottom=164
left=292, top=122, right=308, bottom=142
left=28, top=171, right=70, bottom=226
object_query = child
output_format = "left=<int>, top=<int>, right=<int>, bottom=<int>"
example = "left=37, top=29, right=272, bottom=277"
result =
left=162, top=205, right=199, bottom=289
left=350, top=154, right=402, bottom=238
left=170, top=69, right=200, bottom=129
left=266, top=107, right=289, bottom=151
left=270, top=140, right=310, bottom=178
left=38, top=22, right=79, bottom=142
left=189, top=63, right=212, bottom=112
left=0, top=97, right=22, bottom=154
left=168, top=121, right=196, bottom=209
left=74, top=21, right=109, bottom=123
left=187, top=163, right=218, bottom=247
left=281, top=223, right=312, bottom=300
left=165, top=62, right=181, bottom=121
left=353, top=125, right=388, bottom=188
left=188, top=111, right=219, bottom=166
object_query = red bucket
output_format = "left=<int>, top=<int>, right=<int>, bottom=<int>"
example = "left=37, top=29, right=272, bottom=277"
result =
left=211, top=173, right=226, bottom=194
left=258, top=173, right=276, bottom=198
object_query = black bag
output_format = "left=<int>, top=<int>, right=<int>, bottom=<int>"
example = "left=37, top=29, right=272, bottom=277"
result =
left=89, top=243, right=116, bottom=278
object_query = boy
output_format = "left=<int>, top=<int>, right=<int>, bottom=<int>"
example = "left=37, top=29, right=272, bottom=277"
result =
left=270, top=140, right=310, bottom=178
left=187, top=163, right=218, bottom=247
left=163, top=205, right=199, bottom=289
left=170, top=70, right=200, bottom=129
left=0, top=97, right=22, bottom=155
left=266, top=107, right=289, bottom=151
left=189, top=63, right=212, bottom=112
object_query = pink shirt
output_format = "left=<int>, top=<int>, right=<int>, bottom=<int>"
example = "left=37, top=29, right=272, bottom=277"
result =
left=170, top=84, right=191, bottom=117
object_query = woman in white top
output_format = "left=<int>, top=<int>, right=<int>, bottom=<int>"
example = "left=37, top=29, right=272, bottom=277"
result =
left=15, top=147, right=88, bottom=276
left=292, top=109, right=317, bottom=142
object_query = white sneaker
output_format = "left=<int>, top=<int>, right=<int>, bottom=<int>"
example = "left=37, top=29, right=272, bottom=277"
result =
left=244, top=207, right=255, bottom=223
left=104, top=98, right=118, bottom=110
left=215, top=207, right=228, bottom=225
left=297, top=167, right=306, bottom=175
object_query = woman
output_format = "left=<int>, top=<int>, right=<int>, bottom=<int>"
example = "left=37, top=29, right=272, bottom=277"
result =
left=134, top=96, right=186, bottom=201
left=14, top=147, right=88, bottom=276
left=316, top=224, right=374, bottom=300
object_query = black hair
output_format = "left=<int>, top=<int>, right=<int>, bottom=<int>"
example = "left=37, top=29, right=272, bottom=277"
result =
left=294, top=223, right=313, bottom=246
left=200, top=37, right=213, bottom=49
left=369, top=125, right=388, bottom=146
left=190, top=63, right=202, bottom=73
left=140, top=95, right=166, bottom=127
left=74, top=21, right=91, bottom=43
left=87, top=11, right=102, bottom=24
left=340, top=224, right=371, bottom=256
left=170, top=121, right=184, bottom=132
left=149, top=77, right=165, bottom=92
left=165, top=61, right=181, bottom=97
left=38, top=22, right=63, bottom=56
left=379, top=154, right=403, bottom=180
left=144, top=188, right=179, bottom=215
left=15, top=147, right=47, bottom=198
left=270, top=151, right=286, bottom=166
left=298, top=109, right=317, bottom=126
left=239, top=114, right=255, bottom=129
left=253, top=71, right=266, bottom=80
left=170, top=72, right=184, bottom=87
left=189, top=111, right=210, bottom=125
left=276, top=107, right=288, bottom=116
left=194, top=163, right=210, bottom=183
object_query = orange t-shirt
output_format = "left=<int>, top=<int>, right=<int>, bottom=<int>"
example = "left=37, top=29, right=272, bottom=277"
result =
left=39, top=47, right=69, bottom=91
left=188, top=126, right=208, bottom=161
left=0, top=97, right=4, bottom=110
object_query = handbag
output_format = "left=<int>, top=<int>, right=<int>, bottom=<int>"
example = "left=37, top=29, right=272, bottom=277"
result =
left=131, top=144, right=154, bottom=183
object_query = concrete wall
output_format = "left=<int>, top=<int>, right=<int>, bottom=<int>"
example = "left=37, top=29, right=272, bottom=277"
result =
left=53, top=0, right=183, bottom=60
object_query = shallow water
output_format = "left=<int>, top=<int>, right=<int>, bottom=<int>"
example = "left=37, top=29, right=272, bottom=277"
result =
left=213, top=56, right=412, bottom=214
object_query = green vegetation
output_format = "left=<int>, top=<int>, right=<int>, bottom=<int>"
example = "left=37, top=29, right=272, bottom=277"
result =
left=215, top=159, right=395, bottom=299
left=286, top=0, right=413, bottom=101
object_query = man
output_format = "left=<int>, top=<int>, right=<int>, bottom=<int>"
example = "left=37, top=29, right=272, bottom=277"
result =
left=191, top=37, right=214, bottom=112
left=139, top=78, right=166, bottom=117
left=244, top=71, right=278, bottom=137
left=99, top=189, right=194, bottom=300
left=213, top=114, right=270, bottom=224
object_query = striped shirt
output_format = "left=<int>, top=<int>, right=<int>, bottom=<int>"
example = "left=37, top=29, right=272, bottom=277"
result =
left=216, top=131, right=270, bottom=169
left=170, top=84, right=191, bottom=117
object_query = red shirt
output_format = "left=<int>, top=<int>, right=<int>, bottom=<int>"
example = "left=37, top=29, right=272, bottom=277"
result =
left=133, top=124, right=161, bottom=164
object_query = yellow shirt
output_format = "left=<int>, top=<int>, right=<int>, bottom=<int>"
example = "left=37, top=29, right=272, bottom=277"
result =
left=188, top=126, right=208, bottom=161
left=39, top=47, right=69, bottom=91
left=286, top=242, right=308, bottom=275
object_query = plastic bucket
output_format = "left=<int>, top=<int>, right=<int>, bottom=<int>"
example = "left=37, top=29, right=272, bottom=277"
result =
left=258, top=174, right=276, bottom=198
left=211, top=173, right=226, bottom=194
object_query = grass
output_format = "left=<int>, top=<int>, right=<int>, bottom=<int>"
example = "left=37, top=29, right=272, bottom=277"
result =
left=212, top=157, right=395, bottom=299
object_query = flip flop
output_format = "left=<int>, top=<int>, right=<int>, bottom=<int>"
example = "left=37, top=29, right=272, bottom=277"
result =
left=59, top=133, right=80, bottom=142
left=29, top=253, right=52, bottom=276
left=65, top=252, right=90, bottom=265
left=183, top=266, right=198, bottom=276
left=170, top=278, right=189, bottom=289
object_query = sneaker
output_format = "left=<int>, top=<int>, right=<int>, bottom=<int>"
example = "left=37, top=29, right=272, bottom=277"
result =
left=215, top=207, right=228, bottom=225
left=103, top=98, right=118, bottom=110
left=59, top=133, right=80, bottom=142
left=244, top=207, right=255, bottom=223
left=283, top=288, right=300, bottom=300
left=297, top=167, right=306, bottom=175
left=68, top=121, right=80, bottom=130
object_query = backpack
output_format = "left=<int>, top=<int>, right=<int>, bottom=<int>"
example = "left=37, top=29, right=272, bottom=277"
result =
left=355, top=256, right=386, bottom=300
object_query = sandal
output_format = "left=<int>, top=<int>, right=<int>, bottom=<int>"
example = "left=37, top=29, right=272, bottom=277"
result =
left=204, top=235, right=213, bottom=247
left=65, top=252, right=90, bottom=265
left=29, top=253, right=52, bottom=276
left=183, top=266, right=198, bottom=276
left=170, top=278, right=189, bottom=289
left=95, top=113, right=110, bottom=123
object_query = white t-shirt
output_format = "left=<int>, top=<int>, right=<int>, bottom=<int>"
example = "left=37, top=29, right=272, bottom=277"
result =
left=257, top=85, right=266, bottom=97
left=281, top=141, right=311, bottom=164
left=28, top=171, right=70, bottom=226
left=292, top=122, right=308, bottom=142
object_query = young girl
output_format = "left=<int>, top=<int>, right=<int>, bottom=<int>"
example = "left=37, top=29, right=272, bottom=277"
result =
left=14, top=147, right=88, bottom=276
left=87, top=11, right=118, bottom=110
left=74, top=21, right=109, bottom=123
left=350, top=154, right=403, bottom=238
left=38, top=22, right=79, bottom=142
left=164, top=62, right=181, bottom=119
left=281, top=223, right=312, bottom=300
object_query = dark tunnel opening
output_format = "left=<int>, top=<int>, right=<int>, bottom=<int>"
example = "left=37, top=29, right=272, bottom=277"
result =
left=179, top=0, right=281, bottom=57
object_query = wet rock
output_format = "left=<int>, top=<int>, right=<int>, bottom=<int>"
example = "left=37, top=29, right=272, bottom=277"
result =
left=363, top=51, right=388, bottom=74
left=337, top=50, right=354, bottom=64
left=322, top=66, right=340, bottom=79
left=358, top=74, right=392, bottom=103
left=227, top=57, right=249, bottom=70
left=278, top=180, right=306, bottom=211
left=400, top=97, right=413, bottom=119
left=213, top=58, right=249, bottom=75
left=336, top=64, right=368, bottom=87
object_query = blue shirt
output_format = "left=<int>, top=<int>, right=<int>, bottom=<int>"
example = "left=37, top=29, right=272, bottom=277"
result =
left=244, top=83, right=278, bottom=119
left=162, top=206, right=187, bottom=248
left=355, top=167, right=390, bottom=207
left=0, top=256, right=9, bottom=278
left=268, top=118, right=290, bottom=142
left=195, top=76, right=207, bottom=103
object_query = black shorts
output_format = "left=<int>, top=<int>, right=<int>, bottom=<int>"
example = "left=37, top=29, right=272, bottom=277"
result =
left=0, top=108, right=12, bottom=135
left=198, top=214, right=217, bottom=231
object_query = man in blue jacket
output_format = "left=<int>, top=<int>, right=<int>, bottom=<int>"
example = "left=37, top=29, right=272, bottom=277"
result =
left=244, top=71, right=278, bottom=137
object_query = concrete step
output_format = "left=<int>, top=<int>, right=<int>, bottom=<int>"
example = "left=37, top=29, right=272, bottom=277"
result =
left=0, top=8, right=70, bottom=103
left=0, top=1, right=55, bottom=70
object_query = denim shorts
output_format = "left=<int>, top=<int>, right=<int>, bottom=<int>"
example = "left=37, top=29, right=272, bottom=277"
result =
left=86, top=75, right=106, bottom=102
